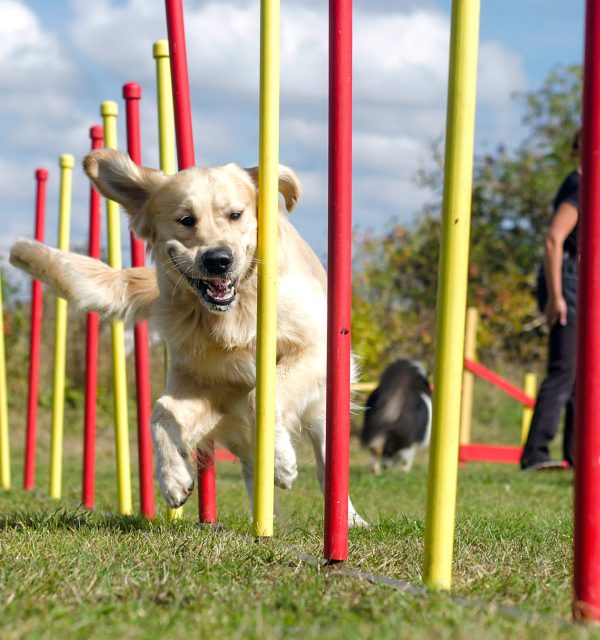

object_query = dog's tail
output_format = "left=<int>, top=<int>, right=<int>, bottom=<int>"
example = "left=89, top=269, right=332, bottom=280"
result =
left=10, top=238, right=159, bottom=321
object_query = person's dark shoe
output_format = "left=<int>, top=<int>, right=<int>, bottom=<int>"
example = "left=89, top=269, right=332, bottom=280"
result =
left=524, top=460, right=571, bottom=471
left=520, top=457, right=548, bottom=471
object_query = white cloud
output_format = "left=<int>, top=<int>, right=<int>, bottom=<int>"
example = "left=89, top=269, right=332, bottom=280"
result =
left=353, top=131, right=430, bottom=173
left=0, top=0, right=80, bottom=118
left=67, top=2, right=525, bottom=111
left=478, top=41, right=528, bottom=105
left=0, top=0, right=529, bottom=261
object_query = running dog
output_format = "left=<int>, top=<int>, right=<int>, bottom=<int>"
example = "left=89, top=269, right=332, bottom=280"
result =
left=10, top=149, right=366, bottom=526
left=360, top=359, right=432, bottom=473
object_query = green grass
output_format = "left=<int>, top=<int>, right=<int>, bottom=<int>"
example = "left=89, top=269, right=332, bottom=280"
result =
left=0, top=388, right=596, bottom=639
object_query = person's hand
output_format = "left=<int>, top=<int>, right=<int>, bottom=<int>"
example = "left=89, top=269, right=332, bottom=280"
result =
left=545, top=296, right=568, bottom=327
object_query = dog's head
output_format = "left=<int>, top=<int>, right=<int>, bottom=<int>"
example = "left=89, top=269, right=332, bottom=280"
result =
left=83, top=149, right=301, bottom=313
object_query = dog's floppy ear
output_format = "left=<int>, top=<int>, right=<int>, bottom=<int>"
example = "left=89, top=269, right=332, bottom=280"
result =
left=83, top=149, right=167, bottom=240
left=245, top=164, right=302, bottom=213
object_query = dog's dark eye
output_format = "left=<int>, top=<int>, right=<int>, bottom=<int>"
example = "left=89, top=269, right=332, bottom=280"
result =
left=178, top=215, right=196, bottom=227
left=229, top=211, right=242, bottom=221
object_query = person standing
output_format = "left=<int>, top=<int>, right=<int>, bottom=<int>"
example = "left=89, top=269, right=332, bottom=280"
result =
left=521, top=130, right=581, bottom=470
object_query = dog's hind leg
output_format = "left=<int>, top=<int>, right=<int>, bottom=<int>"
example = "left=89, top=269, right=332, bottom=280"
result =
left=397, top=445, right=418, bottom=472
left=273, top=422, right=298, bottom=490
left=239, top=457, right=285, bottom=524
left=307, top=412, right=368, bottom=528
left=247, top=390, right=298, bottom=491
left=241, top=459, right=254, bottom=504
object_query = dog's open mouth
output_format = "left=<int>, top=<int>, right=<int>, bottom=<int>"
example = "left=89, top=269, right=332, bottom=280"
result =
left=169, top=250, right=237, bottom=311
left=197, top=277, right=235, bottom=305
left=183, top=274, right=237, bottom=311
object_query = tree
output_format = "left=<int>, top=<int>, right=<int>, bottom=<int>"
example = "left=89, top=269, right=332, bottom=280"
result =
left=352, top=65, right=582, bottom=381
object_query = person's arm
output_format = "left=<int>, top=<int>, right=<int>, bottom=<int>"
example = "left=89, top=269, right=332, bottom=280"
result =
left=543, top=201, right=578, bottom=326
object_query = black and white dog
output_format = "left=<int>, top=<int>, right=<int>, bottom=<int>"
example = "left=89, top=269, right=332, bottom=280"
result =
left=360, top=359, right=432, bottom=474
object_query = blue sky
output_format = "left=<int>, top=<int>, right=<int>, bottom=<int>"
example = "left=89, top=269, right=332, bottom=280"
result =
left=446, top=0, right=583, bottom=86
left=0, top=0, right=585, bottom=268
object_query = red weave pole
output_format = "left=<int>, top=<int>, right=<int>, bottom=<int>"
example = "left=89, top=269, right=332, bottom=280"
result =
left=82, top=125, right=104, bottom=509
left=324, top=0, right=352, bottom=562
left=123, top=82, right=155, bottom=519
left=463, top=358, right=535, bottom=408
left=23, top=168, right=48, bottom=490
left=574, top=0, right=600, bottom=621
left=164, top=0, right=217, bottom=523
left=164, top=0, right=196, bottom=170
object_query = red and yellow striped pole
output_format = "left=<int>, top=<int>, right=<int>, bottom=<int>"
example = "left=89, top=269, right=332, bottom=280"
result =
left=49, top=154, right=74, bottom=499
left=101, top=100, right=133, bottom=516
left=423, top=0, right=480, bottom=589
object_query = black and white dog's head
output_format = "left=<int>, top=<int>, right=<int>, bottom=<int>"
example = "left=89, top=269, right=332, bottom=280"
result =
left=360, top=359, right=432, bottom=474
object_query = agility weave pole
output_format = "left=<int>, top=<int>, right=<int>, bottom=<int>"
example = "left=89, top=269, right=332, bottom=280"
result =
left=458, top=307, right=478, bottom=445
left=573, top=0, right=600, bottom=621
left=520, top=373, right=536, bottom=447
left=153, top=41, right=177, bottom=178
left=423, top=0, right=480, bottom=589
left=123, top=82, right=156, bottom=520
left=164, top=0, right=218, bottom=524
left=0, top=273, right=9, bottom=490
left=49, top=154, right=74, bottom=499
left=83, top=126, right=104, bottom=510
left=23, top=168, right=48, bottom=491
left=101, top=101, right=133, bottom=516
left=251, top=0, right=280, bottom=538
left=153, top=39, right=182, bottom=520
left=324, top=0, right=353, bottom=561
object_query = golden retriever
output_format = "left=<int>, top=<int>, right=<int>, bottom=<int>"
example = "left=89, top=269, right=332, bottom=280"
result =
left=10, top=149, right=366, bottom=526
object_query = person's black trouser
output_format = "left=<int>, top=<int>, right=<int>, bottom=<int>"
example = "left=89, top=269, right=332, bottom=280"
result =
left=521, top=257, right=577, bottom=469
left=520, top=319, right=575, bottom=468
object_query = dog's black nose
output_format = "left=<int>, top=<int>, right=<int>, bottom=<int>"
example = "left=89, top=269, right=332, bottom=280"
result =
left=201, top=249, right=233, bottom=275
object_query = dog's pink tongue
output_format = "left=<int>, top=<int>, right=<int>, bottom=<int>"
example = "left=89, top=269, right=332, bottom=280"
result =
left=208, top=278, right=231, bottom=293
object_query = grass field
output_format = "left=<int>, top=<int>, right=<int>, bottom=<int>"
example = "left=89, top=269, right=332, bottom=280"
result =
left=0, top=372, right=597, bottom=639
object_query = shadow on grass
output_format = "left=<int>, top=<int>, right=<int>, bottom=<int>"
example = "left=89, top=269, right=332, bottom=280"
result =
left=0, top=506, right=167, bottom=533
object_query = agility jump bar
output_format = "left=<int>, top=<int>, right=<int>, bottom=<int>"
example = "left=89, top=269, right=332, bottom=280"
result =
left=463, top=359, right=535, bottom=408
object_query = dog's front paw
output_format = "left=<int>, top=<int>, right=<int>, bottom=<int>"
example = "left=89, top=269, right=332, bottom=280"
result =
left=274, top=460, right=298, bottom=490
left=349, top=512, right=370, bottom=528
left=157, top=455, right=195, bottom=509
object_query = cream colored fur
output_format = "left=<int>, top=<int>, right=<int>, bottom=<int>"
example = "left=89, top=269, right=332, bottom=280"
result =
left=10, top=149, right=366, bottom=526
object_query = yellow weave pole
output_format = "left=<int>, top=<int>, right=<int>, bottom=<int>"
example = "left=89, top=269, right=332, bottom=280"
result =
left=520, top=373, right=537, bottom=447
left=154, top=40, right=177, bottom=177
left=459, top=307, right=478, bottom=445
left=0, top=274, right=10, bottom=490
left=253, top=0, right=280, bottom=538
left=49, top=154, right=74, bottom=499
left=423, top=0, right=480, bottom=590
left=101, top=101, right=132, bottom=515
left=154, top=39, right=181, bottom=520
